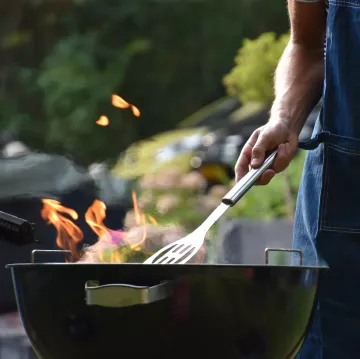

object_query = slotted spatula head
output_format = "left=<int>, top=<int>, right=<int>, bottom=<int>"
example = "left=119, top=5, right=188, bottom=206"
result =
left=143, top=231, right=204, bottom=264
left=144, top=151, right=278, bottom=265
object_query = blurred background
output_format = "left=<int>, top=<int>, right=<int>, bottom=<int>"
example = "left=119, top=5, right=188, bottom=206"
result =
left=0, top=0, right=320, bottom=357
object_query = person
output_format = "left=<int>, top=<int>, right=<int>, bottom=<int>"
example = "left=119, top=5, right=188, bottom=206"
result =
left=235, top=0, right=360, bottom=358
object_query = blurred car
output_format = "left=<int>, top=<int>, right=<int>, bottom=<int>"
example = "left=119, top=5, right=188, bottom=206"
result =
left=112, top=99, right=321, bottom=187
left=188, top=102, right=269, bottom=184
left=111, top=127, right=208, bottom=180
left=112, top=97, right=241, bottom=184
left=189, top=101, right=321, bottom=182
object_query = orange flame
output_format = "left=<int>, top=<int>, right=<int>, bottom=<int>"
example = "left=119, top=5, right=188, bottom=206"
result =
left=112, top=94, right=130, bottom=109
left=130, top=190, right=148, bottom=250
left=84, top=199, right=110, bottom=240
left=131, top=105, right=140, bottom=117
left=41, top=199, right=83, bottom=261
left=41, top=192, right=207, bottom=264
left=132, top=190, right=141, bottom=224
left=148, top=215, right=157, bottom=225
left=96, top=115, right=109, bottom=126
left=112, top=94, right=140, bottom=117
left=84, top=199, right=124, bottom=244
left=83, top=191, right=159, bottom=256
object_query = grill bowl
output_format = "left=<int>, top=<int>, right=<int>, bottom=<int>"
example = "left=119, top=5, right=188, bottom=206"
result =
left=7, top=260, right=327, bottom=359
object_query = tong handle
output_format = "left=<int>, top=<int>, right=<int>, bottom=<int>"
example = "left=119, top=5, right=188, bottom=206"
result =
left=222, top=150, right=278, bottom=207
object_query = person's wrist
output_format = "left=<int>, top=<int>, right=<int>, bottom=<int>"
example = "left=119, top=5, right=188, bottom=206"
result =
left=269, top=105, right=303, bottom=136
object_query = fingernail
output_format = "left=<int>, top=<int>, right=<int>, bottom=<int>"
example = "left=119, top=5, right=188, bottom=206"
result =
left=251, top=157, right=259, bottom=166
left=278, top=143, right=284, bottom=155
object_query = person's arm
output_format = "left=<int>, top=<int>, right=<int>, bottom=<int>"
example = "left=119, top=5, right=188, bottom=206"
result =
left=235, top=0, right=327, bottom=184
left=271, top=0, right=327, bottom=134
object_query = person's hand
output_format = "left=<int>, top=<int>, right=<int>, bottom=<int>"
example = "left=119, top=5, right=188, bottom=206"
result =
left=235, top=120, right=299, bottom=185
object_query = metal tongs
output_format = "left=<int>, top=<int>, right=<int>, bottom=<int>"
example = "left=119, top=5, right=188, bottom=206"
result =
left=144, top=151, right=278, bottom=265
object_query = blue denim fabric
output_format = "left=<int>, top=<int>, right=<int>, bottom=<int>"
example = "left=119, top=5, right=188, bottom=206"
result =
left=294, top=1, right=360, bottom=357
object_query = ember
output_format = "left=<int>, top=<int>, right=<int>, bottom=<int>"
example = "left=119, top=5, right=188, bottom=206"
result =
left=96, top=94, right=139, bottom=127
left=112, top=94, right=140, bottom=117
left=96, top=115, right=109, bottom=126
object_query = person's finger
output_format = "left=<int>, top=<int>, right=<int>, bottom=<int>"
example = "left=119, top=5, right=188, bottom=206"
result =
left=250, top=131, right=272, bottom=168
left=256, top=169, right=275, bottom=185
left=235, top=129, right=260, bottom=182
left=273, top=133, right=299, bottom=173
left=272, top=143, right=289, bottom=173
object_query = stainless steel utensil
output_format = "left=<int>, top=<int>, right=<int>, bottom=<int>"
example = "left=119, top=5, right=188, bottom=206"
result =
left=143, top=150, right=278, bottom=264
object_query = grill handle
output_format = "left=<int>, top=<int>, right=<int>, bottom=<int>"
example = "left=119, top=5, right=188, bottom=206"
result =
left=85, top=281, right=172, bottom=308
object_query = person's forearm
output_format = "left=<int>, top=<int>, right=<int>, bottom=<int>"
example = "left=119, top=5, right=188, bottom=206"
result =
left=270, top=41, right=325, bottom=134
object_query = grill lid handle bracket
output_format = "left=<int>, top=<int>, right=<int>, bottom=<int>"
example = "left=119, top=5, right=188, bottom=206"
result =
left=85, top=281, right=173, bottom=308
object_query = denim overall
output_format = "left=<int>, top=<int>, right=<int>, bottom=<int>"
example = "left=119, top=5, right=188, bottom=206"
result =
left=294, top=1, right=360, bottom=358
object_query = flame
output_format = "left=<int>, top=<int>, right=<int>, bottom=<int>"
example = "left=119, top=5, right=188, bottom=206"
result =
left=96, top=115, right=109, bottom=126
left=84, top=199, right=124, bottom=245
left=131, top=105, right=140, bottom=117
left=132, top=190, right=141, bottom=224
left=95, top=95, right=140, bottom=129
left=41, top=199, right=83, bottom=261
left=148, top=215, right=157, bottom=225
left=80, top=191, right=158, bottom=261
left=112, top=94, right=130, bottom=109
left=41, top=193, right=207, bottom=264
left=84, top=199, right=111, bottom=241
left=112, top=94, right=140, bottom=117
left=130, top=190, right=147, bottom=250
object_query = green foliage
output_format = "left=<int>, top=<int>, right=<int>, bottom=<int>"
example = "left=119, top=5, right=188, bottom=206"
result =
left=221, top=31, right=310, bottom=223
left=0, top=0, right=289, bottom=164
left=1, top=30, right=32, bottom=49
left=223, top=32, right=290, bottom=105
left=37, top=33, right=150, bottom=161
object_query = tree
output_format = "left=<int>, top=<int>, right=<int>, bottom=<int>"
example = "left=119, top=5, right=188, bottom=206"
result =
left=37, top=32, right=150, bottom=163
left=0, top=1, right=289, bottom=165
left=223, top=32, right=290, bottom=105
